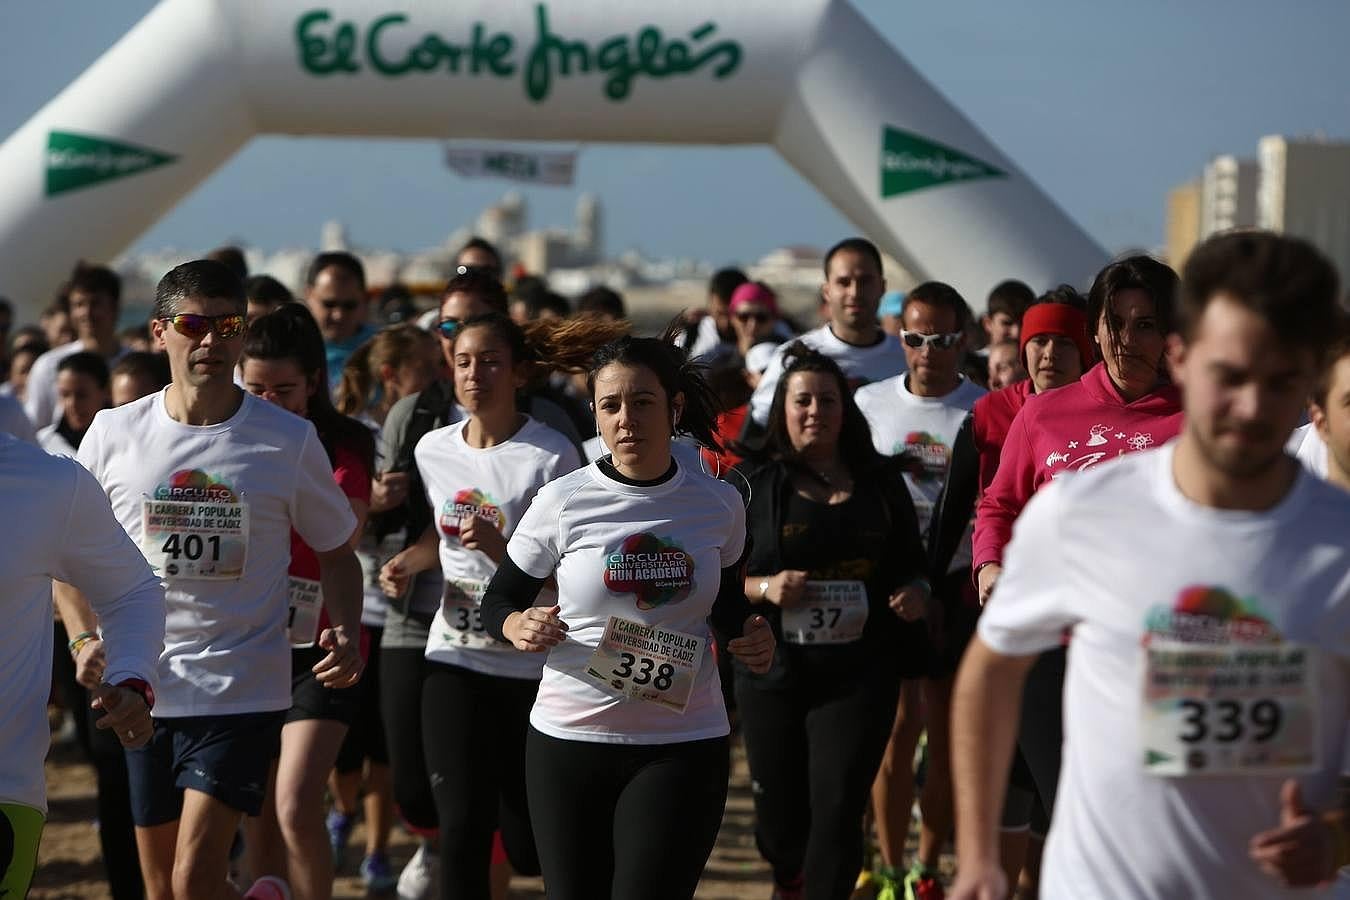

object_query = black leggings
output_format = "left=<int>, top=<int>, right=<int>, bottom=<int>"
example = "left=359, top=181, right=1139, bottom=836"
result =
left=1016, top=647, right=1066, bottom=820
left=379, top=645, right=438, bottom=832
left=526, top=728, right=729, bottom=900
left=422, top=663, right=540, bottom=899
left=735, top=666, right=900, bottom=900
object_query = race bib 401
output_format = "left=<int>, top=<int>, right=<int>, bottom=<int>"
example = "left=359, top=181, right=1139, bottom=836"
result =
left=584, top=616, right=705, bottom=713
left=141, top=498, right=248, bottom=580
left=1141, top=640, right=1321, bottom=777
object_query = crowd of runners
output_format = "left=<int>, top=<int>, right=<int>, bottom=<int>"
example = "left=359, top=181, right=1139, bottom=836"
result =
left=0, top=229, right=1346, bottom=900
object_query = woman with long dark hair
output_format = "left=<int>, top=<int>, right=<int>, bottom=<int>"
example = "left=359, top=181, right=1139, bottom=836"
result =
left=377, top=313, right=622, bottom=899
left=479, top=328, right=776, bottom=900
left=736, top=344, right=930, bottom=900
left=238, top=303, right=374, bottom=900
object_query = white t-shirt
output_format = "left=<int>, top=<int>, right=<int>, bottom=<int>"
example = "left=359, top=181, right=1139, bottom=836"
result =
left=748, top=324, right=907, bottom=425
left=506, top=461, right=746, bottom=745
left=78, top=389, right=358, bottom=717
left=0, top=394, right=36, bottom=444
left=416, top=416, right=580, bottom=678
left=36, top=424, right=78, bottom=459
left=1288, top=423, right=1328, bottom=478
left=24, top=340, right=129, bottom=429
left=979, top=442, right=1350, bottom=900
left=1, top=434, right=163, bottom=812
left=855, top=374, right=985, bottom=569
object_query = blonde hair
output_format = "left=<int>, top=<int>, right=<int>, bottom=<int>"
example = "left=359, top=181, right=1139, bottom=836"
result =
left=335, top=324, right=435, bottom=416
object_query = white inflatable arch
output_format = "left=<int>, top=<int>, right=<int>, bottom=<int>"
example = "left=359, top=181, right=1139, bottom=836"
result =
left=0, top=0, right=1106, bottom=317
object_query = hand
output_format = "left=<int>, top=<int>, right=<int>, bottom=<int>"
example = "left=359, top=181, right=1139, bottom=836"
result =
left=1249, top=780, right=1337, bottom=887
left=977, top=564, right=1002, bottom=606
left=728, top=615, right=775, bottom=673
left=369, top=471, right=410, bottom=514
left=379, top=553, right=412, bottom=598
left=74, top=638, right=108, bottom=689
left=767, top=570, right=808, bottom=608
left=90, top=683, right=153, bottom=750
left=949, top=860, right=1008, bottom=900
left=504, top=606, right=568, bottom=652
left=312, top=626, right=363, bottom=689
left=458, top=515, right=507, bottom=564
left=889, top=582, right=930, bottom=622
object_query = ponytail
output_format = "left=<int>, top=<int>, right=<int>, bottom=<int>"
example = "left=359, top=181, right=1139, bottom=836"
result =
left=455, top=313, right=629, bottom=383
left=586, top=318, right=724, bottom=452
left=335, top=339, right=376, bottom=416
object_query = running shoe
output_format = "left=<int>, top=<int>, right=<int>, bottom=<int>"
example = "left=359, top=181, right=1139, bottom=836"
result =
left=873, top=865, right=901, bottom=900
left=397, top=841, right=439, bottom=900
left=326, top=810, right=354, bottom=870
left=361, top=851, right=399, bottom=892
left=903, top=863, right=944, bottom=900
left=771, top=872, right=805, bottom=899
left=243, top=875, right=292, bottom=900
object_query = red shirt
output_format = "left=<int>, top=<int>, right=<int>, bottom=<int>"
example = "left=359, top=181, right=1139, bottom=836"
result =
left=289, top=442, right=372, bottom=656
left=702, top=404, right=748, bottom=474
left=973, top=364, right=1183, bottom=571
left=972, top=378, right=1034, bottom=494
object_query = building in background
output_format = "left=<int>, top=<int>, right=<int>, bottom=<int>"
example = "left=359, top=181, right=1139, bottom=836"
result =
left=1258, top=135, right=1350, bottom=285
left=1165, top=178, right=1202, bottom=267
left=1200, top=155, right=1258, bottom=237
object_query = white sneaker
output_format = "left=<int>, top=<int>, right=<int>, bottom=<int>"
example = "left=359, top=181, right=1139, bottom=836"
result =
left=397, top=842, right=439, bottom=900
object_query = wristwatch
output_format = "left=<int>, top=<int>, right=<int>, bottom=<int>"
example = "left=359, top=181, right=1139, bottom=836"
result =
left=758, top=579, right=770, bottom=602
left=115, top=678, right=156, bottom=711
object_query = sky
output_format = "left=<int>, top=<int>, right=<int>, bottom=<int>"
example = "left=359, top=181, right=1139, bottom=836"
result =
left=1, top=1, right=1345, bottom=268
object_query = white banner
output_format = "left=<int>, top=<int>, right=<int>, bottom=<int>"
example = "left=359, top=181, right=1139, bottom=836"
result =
left=444, top=145, right=576, bottom=186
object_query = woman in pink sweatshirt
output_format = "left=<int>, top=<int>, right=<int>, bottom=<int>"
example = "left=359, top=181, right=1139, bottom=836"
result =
left=969, top=255, right=1183, bottom=835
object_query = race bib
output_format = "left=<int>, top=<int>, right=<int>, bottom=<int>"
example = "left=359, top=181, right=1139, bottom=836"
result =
left=141, top=498, right=248, bottom=580
left=432, top=578, right=506, bottom=651
left=287, top=577, right=323, bottom=648
left=781, top=580, right=868, bottom=645
left=1141, top=640, right=1321, bottom=777
left=584, top=616, right=705, bottom=713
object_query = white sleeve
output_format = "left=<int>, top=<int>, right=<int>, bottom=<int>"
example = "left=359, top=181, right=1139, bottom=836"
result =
left=75, top=412, right=108, bottom=484
left=718, top=483, right=747, bottom=566
left=550, top=443, right=583, bottom=480
left=23, top=353, right=58, bottom=429
left=289, top=425, right=360, bottom=553
left=505, top=483, right=565, bottom=579
left=52, top=460, right=165, bottom=690
left=748, top=345, right=787, bottom=425
left=976, top=480, right=1079, bottom=656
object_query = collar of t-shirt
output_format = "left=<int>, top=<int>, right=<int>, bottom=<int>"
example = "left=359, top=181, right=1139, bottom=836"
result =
left=1150, top=440, right=1313, bottom=529
left=825, top=324, right=885, bottom=349
left=596, top=455, right=678, bottom=487
left=895, top=372, right=974, bottom=407
left=1081, top=361, right=1182, bottom=411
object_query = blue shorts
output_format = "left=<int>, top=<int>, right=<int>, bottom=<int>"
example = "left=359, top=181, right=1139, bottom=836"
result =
left=125, top=711, right=285, bottom=826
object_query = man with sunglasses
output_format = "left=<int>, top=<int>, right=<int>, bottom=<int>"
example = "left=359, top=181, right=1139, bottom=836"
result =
left=64, top=259, right=365, bottom=900
left=854, top=280, right=986, bottom=900
left=305, top=251, right=377, bottom=392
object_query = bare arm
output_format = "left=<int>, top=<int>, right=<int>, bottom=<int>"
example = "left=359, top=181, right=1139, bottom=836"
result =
left=950, top=637, right=1038, bottom=900
left=313, top=543, right=365, bottom=687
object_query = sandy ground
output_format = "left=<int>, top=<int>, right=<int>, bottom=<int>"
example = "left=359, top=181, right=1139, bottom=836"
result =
left=31, top=737, right=783, bottom=900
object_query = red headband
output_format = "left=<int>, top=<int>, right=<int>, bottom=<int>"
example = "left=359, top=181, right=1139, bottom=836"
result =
left=729, top=282, right=779, bottom=317
left=1019, top=303, right=1093, bottom=367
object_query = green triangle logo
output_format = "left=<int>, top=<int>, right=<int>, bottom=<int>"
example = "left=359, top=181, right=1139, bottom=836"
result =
left=880, top=125, right=1006, bottom=199
left=1145, top=749, right=1174, bottom=767
left=46, top=131, right=177, bottom=197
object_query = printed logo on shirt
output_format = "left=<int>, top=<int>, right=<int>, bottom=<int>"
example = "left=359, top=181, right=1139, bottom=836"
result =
left=604, top=532, right=695, bottom=610
left=894, top=431, right=949, bottom=481
left=154, top=469, right=238, bottom=502
left=439, top=488, right=505, bottom=537
left=1045, top=423, right=1156, bottom=476
left=1144, top=585, right=1280, bottom=646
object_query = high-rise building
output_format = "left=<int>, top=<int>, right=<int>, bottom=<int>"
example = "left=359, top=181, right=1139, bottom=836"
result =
left=1259, top=135, right=1350, bottom=283
left=1165, top=179, right=1202, bottom=267
left=1200, top=155, right=1258, bottom=237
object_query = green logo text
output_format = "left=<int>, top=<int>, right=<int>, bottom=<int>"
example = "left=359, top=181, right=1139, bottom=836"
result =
left=46, top=131, right=177, bottom=197
left=296, top=5, right=743, bottom=103
left=880, top=126, right=1005, bottom=199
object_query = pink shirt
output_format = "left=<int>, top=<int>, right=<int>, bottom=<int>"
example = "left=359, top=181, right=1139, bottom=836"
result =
left=972, top=363, right=1183, bottom=571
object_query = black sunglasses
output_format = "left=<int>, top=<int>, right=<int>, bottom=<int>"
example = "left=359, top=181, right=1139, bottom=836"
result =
left=435, top=317, right=463, bottom=339
left=736, top=311, right=770, bottom=324
left=321, top=298, right=362, bottom=312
